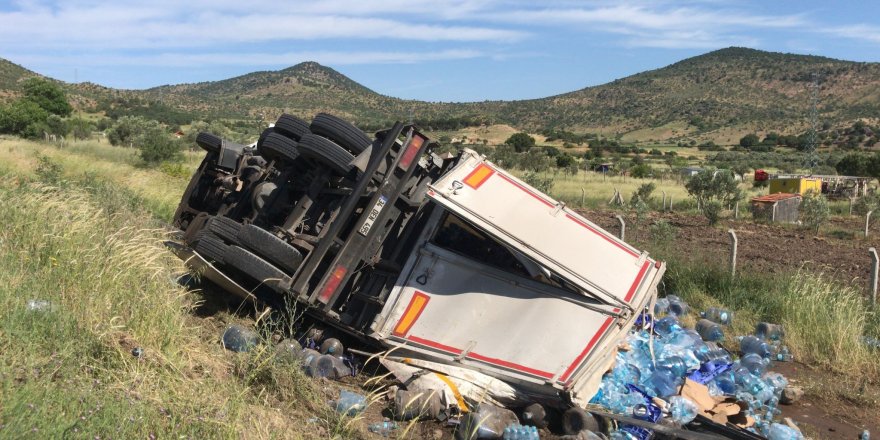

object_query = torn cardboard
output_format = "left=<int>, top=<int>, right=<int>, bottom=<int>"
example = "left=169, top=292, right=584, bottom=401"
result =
left=679, top=379, right=754, bottom=428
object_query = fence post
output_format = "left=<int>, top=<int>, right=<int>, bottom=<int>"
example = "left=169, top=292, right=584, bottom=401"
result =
left=734, top=201, right=740, bottom=219
left=616, top=215, right=626, bottom=241
left=850, top=197, right=855, bottom=216
left=871, top=248, right=879, bottom=306
left=867, top=211, right=873, bottom=238
left=661, top=191, right=667, bottom=211
left=728, top=229, right=738, bottom=278
left=668, top=197, right=673, bottom=212
left=581, top=187, right=585, bottom=206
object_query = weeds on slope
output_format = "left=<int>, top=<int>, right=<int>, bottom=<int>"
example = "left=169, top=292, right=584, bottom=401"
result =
left=0, top=159, right=368, bottom=438
left=661, top=253, right=880, bottom=381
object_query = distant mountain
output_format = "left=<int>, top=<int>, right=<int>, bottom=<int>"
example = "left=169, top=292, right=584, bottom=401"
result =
left=2, top=47, right=880, bottom=138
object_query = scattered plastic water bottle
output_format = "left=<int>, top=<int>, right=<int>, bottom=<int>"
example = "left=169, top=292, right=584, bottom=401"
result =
left=653, top=316, right=682, bottom=337
left=740, top=353, right=770, bottom=375
left=654, top=297, right=670, bottom=315
left=774, top=345, right=793, bottom=362
left=503, top=424, right=540, bottom=440
left=695, top=319, right=724, bottom=342
left=26, top=299, right=54, bottom=312
left=700, top=307, right=733, bottom=325
left=740, top=335, right=773, bottom=358
left=334, top=390, right=366, bottom=416
left=668, top=396, right=699, bottom=425
left=667, top=295, right=689, bottom=317
left=767, top=423, right=804, bottom=440
left=650, top=369, right=680, bottom=398
left=368, top=421, right=398, bottom=436
left=221, top=324, right=259, bottom=352
left=861, top=430, right=870, bottom=440
left=755, top=322, right=785, bottom=341
left=320, top=338, right=344, bottom=355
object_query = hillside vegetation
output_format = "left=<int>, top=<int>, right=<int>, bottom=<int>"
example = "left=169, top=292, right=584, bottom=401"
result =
left=2, top=48, right=880, bottom=140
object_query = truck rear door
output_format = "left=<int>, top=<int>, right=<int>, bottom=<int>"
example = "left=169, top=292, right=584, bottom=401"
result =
left=424, top=149, right=663, bottom=314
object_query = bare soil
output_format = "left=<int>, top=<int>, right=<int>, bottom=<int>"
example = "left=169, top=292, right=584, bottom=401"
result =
left=578, top=208, right=880, bottom=292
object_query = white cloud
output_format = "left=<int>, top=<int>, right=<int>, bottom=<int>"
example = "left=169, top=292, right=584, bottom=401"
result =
left=0, top=1, right=524, bottom=50
left=9, top=49, right=485, bottom=68
left=489, top=4, right=805, bottom=49
left=822, top=24, right=880, bottom=44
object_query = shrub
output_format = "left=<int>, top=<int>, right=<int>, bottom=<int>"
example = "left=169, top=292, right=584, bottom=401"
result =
left=800, top=192, right=829, bottom=233
left=522, top=172, right=554, bottom=193
left=702, top=200, right=723, bottom=225
left=650, top=219, right=678, bottom=245
left=138, top=126, right=182, bottom=165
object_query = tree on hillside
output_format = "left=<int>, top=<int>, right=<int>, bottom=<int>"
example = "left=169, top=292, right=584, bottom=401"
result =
left=0, top=100, right=49, bottom=138
left=835, top=153, right=875, bottom=178
left=22, top=78, right=72, bottom=117
left=739, top=133, right=759, bottom=148
left=108, top=116, right=153, bottom=147
left=505, top=132, right=536, bottom=153
left=138, top=125, right=182, bottom=165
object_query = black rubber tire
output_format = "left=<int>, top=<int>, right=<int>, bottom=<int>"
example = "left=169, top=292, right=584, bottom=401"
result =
left=196, top=132, right=222, bottom=154
left=258, top=132, right=299, bottom=164
left=194, top=233, right=228, bottom=264
left=257, top=127, right=273, bottom=148
left=208, top=216, right=242, bottom=245
left=562, top=407, right=599, bottom=435
left=224, top=245, right=289, bottom=290
left=237, top=224, right=303, bottom=273
left=309, top=113, right=372, bottom=154
left=274, top=114, right=310, bottom=141
left=297, top=133, right=354, bottom=175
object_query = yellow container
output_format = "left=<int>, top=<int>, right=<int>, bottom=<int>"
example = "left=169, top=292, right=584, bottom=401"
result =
left=768, top=177, right=822, bottom=195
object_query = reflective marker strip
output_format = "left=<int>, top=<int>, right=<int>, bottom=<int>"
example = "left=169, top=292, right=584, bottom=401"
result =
left=463, top=164, right=494, bottom=189
left=433, top=372, right=470, bottom=412
left=318, top=265, right=347, bottom=303
left=392, top=292, right=430, bottom=337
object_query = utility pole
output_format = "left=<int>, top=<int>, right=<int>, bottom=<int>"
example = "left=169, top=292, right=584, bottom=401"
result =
left=804, top=73, right=820, bottom=172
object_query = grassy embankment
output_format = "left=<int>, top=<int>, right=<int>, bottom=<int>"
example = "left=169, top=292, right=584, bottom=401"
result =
left=0, top=137, right=367, bottom=439
left=0, top=136, right=877, bottom=437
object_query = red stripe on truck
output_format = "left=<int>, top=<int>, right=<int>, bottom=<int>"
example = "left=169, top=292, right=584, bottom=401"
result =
left=625, top=261, right=651, bottom=303
left=406, top=336, right=554, bottom=379
left=565, top=213, right=639, bottom=258
left=560, top=317, right=615, bottom=383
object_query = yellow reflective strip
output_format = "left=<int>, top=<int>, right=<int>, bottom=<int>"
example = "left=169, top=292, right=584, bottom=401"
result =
left=464, top=165, right=492, bottom=188
left=393, top=294, right=428, bottom=335
left=433, top=372, right=469, bottom=413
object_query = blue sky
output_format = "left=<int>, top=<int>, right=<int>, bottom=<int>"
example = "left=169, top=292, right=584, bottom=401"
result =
left=1, top=0, right=879, bottom=102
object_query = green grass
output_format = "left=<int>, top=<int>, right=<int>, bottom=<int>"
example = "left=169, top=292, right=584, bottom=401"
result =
left=0, top=140, right=371, bottom=439
left=659, top=252, right=880, bottom=380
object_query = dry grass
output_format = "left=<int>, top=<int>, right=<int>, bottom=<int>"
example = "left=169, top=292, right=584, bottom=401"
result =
left=0, top=140, right=370, bottom=439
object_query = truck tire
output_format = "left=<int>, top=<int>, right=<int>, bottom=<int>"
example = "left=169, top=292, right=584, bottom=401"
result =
left=297, top=133, right=354, bottom=175
left=257, top=127, right=273, bottom=149
left=224, top=245, right=290, bottom=290
left=309, top=113, right=372, bottom=154
left=196, top=132, right=222, bottom=154
left=193, top=232, right=228, bottom=264
left=208, top=216, right=242, bottom=245
left=259, top=132, right=300, bottom=164
left=274, top=114, right=310, bottom=141
left=562, top=407, right=599, bottom=435
left=237, top=224, right=303, bottom=273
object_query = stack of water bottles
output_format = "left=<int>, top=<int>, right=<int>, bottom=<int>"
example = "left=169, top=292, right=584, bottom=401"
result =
left=589, top=295, right=799, bottom=440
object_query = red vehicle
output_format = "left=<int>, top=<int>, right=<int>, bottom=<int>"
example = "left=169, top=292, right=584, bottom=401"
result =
left=754, top=169, right=769, bottom=181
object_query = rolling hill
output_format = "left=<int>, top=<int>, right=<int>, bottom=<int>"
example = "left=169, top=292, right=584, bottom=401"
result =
left=2, top=47, right=880, bottom=139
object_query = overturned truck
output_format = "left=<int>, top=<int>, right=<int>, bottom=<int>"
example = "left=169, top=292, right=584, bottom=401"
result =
left=169, top=114, right=665, bottom=417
